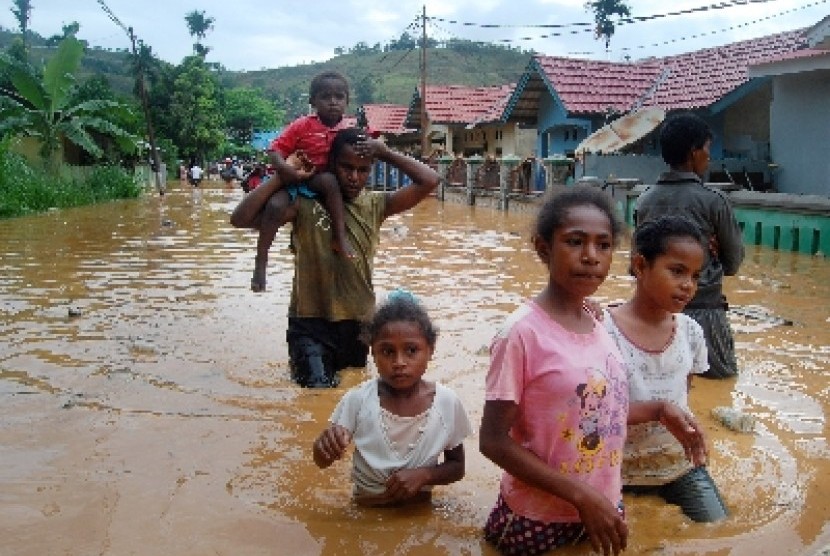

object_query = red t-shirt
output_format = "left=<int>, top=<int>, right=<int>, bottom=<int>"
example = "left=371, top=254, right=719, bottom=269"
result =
left=268, top=114, right=349, bottom=171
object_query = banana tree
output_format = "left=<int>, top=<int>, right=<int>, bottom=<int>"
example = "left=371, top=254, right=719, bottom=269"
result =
left=0, top=36, right=137, bottom=173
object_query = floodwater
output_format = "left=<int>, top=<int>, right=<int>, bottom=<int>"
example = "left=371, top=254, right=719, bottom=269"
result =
left=1, top=180, right=828, bottom=556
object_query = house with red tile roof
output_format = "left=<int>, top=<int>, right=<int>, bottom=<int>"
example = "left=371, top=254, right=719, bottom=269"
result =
left=501, top=26, right=826, bottom=194
left=358, top=103, right=420, bottom=152
left=355, top=103, right=421, bottom=188
left=361, top=104, right=410, bottom=135
left=504, top=29, right=809, bottom=158
left=404, top=84, right=535, bottom=159
left=747, top=17, right=830, bottom=196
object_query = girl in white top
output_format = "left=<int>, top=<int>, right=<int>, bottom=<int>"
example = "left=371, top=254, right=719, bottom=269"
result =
left=604, top=215, right=728, bottom=522
left=312, top=290, right=472, bottom=506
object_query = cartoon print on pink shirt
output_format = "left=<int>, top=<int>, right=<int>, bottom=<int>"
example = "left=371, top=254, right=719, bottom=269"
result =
left=576, top=373, right=608, bottom=455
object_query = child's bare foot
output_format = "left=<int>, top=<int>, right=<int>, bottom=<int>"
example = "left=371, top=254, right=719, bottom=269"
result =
left=251, top=256, right=267, bottom=292
left=332, top=239, right=356, bottom=259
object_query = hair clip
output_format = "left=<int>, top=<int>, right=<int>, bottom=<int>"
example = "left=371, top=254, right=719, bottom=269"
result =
left=387, top=288, right=418, bottom=303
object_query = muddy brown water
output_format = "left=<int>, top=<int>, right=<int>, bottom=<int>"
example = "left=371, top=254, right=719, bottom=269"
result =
left=1, top=181, right=828, bottom=556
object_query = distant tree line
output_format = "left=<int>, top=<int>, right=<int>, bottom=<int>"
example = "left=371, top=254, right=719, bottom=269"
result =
left=1, top=3, right=283, bottom=181
left=334, top=32, right=534, bottom=57
left=2, top=0, right=631, bottom=182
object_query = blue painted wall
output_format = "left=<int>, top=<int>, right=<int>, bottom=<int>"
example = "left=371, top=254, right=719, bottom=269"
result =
left=535, top=93, right=591, bottom=157
left=251, top=129, right=282, bottom=152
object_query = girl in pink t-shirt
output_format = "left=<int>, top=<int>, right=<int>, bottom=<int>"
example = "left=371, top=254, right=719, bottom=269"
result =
left=480, top=186, right=706, bottom=556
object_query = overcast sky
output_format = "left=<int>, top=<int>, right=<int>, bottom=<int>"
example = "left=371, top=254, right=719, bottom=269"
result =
left=1, top=0, right=826, bottom=71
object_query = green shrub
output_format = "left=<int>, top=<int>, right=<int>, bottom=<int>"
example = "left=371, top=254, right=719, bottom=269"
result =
left=0, top=147, right=142, bottom=218
left=80, top=165, right=143, bottom=201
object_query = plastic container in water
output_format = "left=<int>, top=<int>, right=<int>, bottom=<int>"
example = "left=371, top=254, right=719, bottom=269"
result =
left=711, top=406, right=756, bottom=433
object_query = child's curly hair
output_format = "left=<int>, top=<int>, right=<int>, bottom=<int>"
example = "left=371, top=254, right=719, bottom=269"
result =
left=659, top=112, right=712, bottom=166
left=362, top=289, right=438, bottom=348
left=308, top=70, right=349, bottom=102
left=633, top=215, right=705, bottom=263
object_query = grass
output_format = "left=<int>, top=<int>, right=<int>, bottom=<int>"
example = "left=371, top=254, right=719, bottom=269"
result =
left=0, top=147, right=143, bottom=219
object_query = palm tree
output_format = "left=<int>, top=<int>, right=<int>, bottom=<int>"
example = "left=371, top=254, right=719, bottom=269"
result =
left=47, top=21, right=81, bottom=46
left=184, top=10, right=215, bottom=57
left=9, top=0, right=33, bottom=61
left=585, top=0, right=631, bottom=50
left=0, top=37, right=136, bottom=173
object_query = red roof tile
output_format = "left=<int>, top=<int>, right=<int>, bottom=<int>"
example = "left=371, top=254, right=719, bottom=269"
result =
left=419, top=84, right=514, bottom=125
left=535, top=57, right=664, bottom=114
left=651, top=30, right=807, bottom=108
left=533, top=29, right=810, bottom=113
left=361, top=103, right=412, bottom=135
left=749, top=46, right=828, bottom=66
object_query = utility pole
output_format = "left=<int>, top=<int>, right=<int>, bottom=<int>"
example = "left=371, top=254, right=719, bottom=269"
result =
left=98, top=0, right=165, bottom=196
left=128, top=27, right=165, bottom=196
left=419, top=5, right=429, bottom=160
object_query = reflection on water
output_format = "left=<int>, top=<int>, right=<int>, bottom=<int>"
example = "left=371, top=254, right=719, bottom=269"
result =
left=0, top=182, right=828, bottom=555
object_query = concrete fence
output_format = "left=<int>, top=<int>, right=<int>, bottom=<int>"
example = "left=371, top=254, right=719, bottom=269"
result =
left=367, top=154, right=829, bottom=256
left=623, top=185, right=830, bottom=256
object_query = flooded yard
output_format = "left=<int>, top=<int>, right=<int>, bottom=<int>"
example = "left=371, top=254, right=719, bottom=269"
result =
left=1, top=181, right=828, bottom=555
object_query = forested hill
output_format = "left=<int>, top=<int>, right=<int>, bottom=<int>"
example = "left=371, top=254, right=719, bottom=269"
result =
left=223, top=43, right=532, bottom=106
left=0, top=27, right=136, bottom=93
left=0, top=27, right=531, bottom=106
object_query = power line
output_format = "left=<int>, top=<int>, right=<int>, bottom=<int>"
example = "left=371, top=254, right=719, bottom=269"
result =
left=376, top=16, right=420, bottom=65
left=97, top=0, right=165, bottom=197
left=326, top=0, right=824, bottom=107
left=422, top=0, right=826, bottom=53
left=362, top=17, right=420, bottom=98
left=97, top=0, right=129, bottom=35
left=620, top=0, right=826, bottom=55
left=429, top=0, right=783, bottom=31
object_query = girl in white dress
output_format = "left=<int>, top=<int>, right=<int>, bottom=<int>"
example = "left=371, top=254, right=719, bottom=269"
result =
left=312, top=290, right=472, bottom=506
left=604, top=215, right=728, bottom=522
